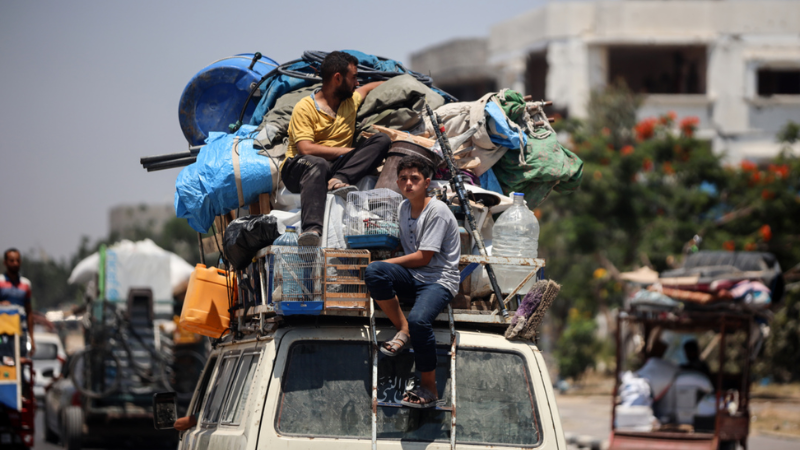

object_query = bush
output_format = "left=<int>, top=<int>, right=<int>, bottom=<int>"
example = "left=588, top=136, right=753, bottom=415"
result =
left=555, top=309, right=600, bottom=380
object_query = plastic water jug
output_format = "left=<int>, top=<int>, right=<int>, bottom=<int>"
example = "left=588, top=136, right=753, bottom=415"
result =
left=273, top=226, right=302, bottom=300
left=492, top=193, right=540, bottom=293
left=273, top=226, right=299, bottom=246
left=179, top=264, right=236, bottom=337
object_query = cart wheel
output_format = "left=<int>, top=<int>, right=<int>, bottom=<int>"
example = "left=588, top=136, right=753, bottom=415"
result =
left=61, top=406, right=83, bottom=450
left=44, top=407, right=59, bottom=443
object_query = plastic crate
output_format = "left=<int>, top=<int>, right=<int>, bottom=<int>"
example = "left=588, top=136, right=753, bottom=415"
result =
left=275, top=300, right=324, bottom=316
left=346, top=234, right=400, bottom=250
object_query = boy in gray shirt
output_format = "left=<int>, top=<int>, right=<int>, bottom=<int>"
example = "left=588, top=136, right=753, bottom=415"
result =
left=364, top=155, right=461, bottom=408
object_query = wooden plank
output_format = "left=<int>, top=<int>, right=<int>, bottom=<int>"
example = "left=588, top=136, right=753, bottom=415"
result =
left=259, top=193, right=271, bottom=214
left=324, top=293, right=370, bottom=299
left=325, top=279, right=367, bottom=285
left=326, top=264, right=369, bottom=269
left=201, top=234, right=224, bottom=254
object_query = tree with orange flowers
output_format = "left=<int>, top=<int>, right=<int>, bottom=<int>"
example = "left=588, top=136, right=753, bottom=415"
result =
left=546, top=84, right=800, bottom=379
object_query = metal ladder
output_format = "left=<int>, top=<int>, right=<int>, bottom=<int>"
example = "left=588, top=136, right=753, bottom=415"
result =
left=369, top=302, right=458, bottom=450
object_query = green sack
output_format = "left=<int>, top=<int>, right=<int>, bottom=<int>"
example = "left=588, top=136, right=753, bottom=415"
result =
left=491, top=129, right=583, bottom=208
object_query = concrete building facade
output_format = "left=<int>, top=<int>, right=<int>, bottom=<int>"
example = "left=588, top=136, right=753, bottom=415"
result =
left=411, top=0, right=800, bottom=161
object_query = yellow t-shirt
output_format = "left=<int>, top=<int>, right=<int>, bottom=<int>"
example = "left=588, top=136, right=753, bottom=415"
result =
left=284, top=91, right=364, bottom=168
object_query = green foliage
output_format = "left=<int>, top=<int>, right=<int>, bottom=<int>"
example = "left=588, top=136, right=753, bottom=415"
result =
left=755, top=288, right=800, bottom=382
left=544, top=86, right=800, bottom=379
left=21, top=257, right=82, bottom=311
left=555, top=308, right=600, bottom=380
left=777, top=120, right=800, bottom=144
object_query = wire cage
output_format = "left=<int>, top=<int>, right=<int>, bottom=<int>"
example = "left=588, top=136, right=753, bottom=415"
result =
left=323, top=249, right=371, bottom=310
left=344, top=189, right=403, bottom=249
left=272, top=247, right=324, bottom=315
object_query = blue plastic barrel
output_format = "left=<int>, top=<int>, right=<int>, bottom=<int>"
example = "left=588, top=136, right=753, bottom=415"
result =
left=178, top=53, right=278, bottom=146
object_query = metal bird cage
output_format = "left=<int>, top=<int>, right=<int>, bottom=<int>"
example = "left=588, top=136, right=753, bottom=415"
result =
left=322, top=249, right=371, bottom=311
left=344, top=189, right=403, bottom=249
left=272, top=247, right=324, bottom=315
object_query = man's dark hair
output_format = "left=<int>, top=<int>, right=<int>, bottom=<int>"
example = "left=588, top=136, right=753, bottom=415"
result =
left=684, top=340, right=700, bottom=359
left=320, top=51, right=358, bottom=83
left=4, top=248, right=20, bottom=260
left=396, top=155, right=433, bottom=179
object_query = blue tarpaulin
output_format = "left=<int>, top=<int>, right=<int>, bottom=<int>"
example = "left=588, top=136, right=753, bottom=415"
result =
left=175, top=125, right=274, bottom=233
left=484, top=101, right=527, bottom=151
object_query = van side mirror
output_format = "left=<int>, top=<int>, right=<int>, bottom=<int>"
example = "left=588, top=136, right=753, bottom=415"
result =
left=152, top=392, right=177, bottom=430
left=42, top=368, right=55, bottom=378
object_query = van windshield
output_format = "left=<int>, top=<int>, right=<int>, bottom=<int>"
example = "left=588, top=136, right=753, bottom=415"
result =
left=276, top=341, right=541, bottom=447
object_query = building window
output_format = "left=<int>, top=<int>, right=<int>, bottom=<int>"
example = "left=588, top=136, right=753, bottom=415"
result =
left=758, top=69, right=800, bottom=96
left=608, top=46, right=706, bottom=95
left=439, top=80, right=497, bottom=102
left=526, top=51, right=548, bottom=103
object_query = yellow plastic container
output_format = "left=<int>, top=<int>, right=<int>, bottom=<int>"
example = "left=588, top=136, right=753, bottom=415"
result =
left=179, top=264, right=236, bottom=338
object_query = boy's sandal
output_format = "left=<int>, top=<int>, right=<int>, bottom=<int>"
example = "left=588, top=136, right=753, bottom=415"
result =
left=329, top=184, right=357, bottom=200
left=380, top=331, right=409, bottom=357
left=400, top=386, right=438, bottom=409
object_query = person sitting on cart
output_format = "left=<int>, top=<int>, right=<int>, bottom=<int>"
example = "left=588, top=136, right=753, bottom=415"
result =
left=0, top=248, right=34, bottom=358
left=681, top=339, right=711, bottom=379
left=282, top=51, right=390, bottom=246
left=364, top=155, right=461, bottom=408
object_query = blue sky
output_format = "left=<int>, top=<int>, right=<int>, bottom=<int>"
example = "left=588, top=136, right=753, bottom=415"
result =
left=0, top=0, right=564, bottom=260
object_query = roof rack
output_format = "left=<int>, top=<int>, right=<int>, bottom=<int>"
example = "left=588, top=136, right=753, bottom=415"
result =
left=231, top=246, right=545, bottom=329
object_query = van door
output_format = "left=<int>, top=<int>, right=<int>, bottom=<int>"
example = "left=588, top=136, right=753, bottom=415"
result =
left=257, top=327, right=560, bottom=450
left=183, top=349, right=240, bottom=450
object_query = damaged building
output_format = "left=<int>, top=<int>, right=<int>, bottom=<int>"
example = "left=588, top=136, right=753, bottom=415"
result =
left=411, top=0, right=800, bottom=161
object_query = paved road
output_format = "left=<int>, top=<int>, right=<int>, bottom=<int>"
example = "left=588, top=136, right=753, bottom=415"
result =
left=33, top=396, right=798, bottom=450
left=555, top=394, right=800, bottom=450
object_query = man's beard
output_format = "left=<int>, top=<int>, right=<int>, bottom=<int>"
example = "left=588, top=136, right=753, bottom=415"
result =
left=335, top=81, right=354, bottom=101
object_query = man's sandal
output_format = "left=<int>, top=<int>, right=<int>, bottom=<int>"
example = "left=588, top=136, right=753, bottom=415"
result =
left=380, top=331, right=409, bottom=357
left=401, top=386, right=438, bottom=409
left=329, top=184, right=357, bottom=200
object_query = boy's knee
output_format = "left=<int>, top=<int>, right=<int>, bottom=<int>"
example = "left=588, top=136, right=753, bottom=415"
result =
left=407, top=311, right=431, bottom=334
left=365, top=262, right=389, bottom=286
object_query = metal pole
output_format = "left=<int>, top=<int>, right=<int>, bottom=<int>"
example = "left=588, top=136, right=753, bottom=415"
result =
left=449, top=305, right=457, bottom=450
left=370, top=299, right=378, bottom=450
left=425, top=104, right=508, bottom=318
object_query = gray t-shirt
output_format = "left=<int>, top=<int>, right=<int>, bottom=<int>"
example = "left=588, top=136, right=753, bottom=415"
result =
left=399, top=198, right=461, bottom=296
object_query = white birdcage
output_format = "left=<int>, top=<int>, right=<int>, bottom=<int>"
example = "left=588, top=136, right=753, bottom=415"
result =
left=272, top=247, right=323, bottom=304
left=344, top=189, right=403, bottom=238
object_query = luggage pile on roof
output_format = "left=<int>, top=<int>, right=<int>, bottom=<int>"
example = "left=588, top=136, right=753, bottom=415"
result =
left=152, top=50, right=583, bottom=234
left=624, top=251, right=785, bottom=314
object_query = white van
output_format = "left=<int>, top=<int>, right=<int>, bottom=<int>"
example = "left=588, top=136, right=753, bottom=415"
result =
left=165, top=315, right=566, bottom=450
left=31, top=331, right=66, bottom=399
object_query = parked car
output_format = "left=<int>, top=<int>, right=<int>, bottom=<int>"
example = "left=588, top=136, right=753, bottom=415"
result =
left=42, top=353, right=81, bottom=449
left=31, top=332, right=66, bottom=399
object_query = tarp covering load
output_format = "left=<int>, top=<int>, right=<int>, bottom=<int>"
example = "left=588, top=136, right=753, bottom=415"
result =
left=424, top=88, right=583, bottom=207
left=68, top=239, right=195, bottom=301
left=175, top=125, right=278, bottom=233
left=623, top=251, right=785, bottom=312
left=249, top=50, right=455, bottom=127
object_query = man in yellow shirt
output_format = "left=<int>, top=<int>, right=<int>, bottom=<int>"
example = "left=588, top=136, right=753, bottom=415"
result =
left=282, top=51, right=390, bottom=246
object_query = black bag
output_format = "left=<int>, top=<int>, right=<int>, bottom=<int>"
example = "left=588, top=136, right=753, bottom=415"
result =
left=223, top=215, right=280, bottom=270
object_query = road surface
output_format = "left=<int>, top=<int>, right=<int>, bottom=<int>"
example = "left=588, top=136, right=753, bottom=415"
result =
left=556, top=394, right=800, bottom=450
